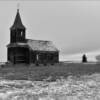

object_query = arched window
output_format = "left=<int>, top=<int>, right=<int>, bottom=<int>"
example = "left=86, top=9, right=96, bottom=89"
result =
left=36, top=54, right=39, bottom=61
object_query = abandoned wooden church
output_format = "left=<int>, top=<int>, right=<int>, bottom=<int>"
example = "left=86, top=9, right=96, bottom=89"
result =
left=7, top=9, right=59, bottom=64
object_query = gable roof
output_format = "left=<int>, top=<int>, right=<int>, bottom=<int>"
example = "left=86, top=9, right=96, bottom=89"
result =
left=10, top=9, right=25, bottom=30
left=7, top=39, right=59, bottom=52
left=27, top=39, right=59, bottom=52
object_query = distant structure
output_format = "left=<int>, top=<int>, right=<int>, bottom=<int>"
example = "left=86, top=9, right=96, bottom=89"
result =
left=82, top=54, right=87, bottom=63
left=7, top=9, right=59, bottom=64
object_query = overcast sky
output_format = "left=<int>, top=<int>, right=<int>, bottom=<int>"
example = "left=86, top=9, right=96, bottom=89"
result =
left=0, top=0, right=100, bottom=61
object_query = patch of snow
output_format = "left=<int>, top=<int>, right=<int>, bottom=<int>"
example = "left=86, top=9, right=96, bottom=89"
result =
left=0, top=73, right=100, bottom=99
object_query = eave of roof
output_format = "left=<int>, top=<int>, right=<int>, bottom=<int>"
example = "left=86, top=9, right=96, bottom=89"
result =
left=7, top=43, right=28, bottom=48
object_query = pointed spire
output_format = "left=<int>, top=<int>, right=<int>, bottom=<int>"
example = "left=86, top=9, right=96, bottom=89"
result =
left=10, top=9, right=25, bottom=30
left=17, top=3, right=20, bottom=11
left=17, top=8, right=19, bottom=13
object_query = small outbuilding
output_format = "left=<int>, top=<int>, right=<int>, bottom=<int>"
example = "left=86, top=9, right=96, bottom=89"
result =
left=82, top=54, right=87, bottom=63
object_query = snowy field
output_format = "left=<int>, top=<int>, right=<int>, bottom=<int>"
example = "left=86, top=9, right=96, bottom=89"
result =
left=0, top=73, right=100, bottom=100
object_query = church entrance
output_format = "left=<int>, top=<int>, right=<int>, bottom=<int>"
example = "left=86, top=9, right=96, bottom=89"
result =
left=14, top=47, right=29, bottom=64
left=8, top=47, right=29, bottom=64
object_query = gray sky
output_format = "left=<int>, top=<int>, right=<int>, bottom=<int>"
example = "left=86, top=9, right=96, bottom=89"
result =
left=0, top=0, right=100, bottom=61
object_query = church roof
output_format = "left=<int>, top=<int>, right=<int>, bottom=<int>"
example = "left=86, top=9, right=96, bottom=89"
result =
left=10, top=9, right=25, bottom=30
left=7, top=39, right=59, bottom=52
left=27, top=39, right=59, bottom=52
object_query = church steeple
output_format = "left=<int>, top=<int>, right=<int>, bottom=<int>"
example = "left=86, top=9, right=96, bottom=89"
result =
left=10, top=9, right=25, bottom=30
left=10, top=9, right=26, bottom=43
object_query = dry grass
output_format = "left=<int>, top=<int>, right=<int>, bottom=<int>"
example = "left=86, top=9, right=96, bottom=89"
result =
left=0, top=62, right=100, bottom=81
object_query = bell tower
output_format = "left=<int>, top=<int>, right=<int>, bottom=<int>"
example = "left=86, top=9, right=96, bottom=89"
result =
left=10, top=9, right=26, bottom=43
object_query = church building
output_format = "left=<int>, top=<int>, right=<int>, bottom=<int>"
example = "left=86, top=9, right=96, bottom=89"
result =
left=7, top=9, right=59, bottom=64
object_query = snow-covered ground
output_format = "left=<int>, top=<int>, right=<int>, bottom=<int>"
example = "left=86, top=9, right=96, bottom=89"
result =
left=0, top=73, right=100, bottom=100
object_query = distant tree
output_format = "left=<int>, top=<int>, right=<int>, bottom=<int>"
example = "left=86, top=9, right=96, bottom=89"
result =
left=96, top=55, right=100, bottom=62
left=82, top=54, right=87, bottom=63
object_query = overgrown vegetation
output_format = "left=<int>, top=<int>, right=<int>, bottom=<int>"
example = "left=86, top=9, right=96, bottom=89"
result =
left=0, top=62, right=100, bottom=81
